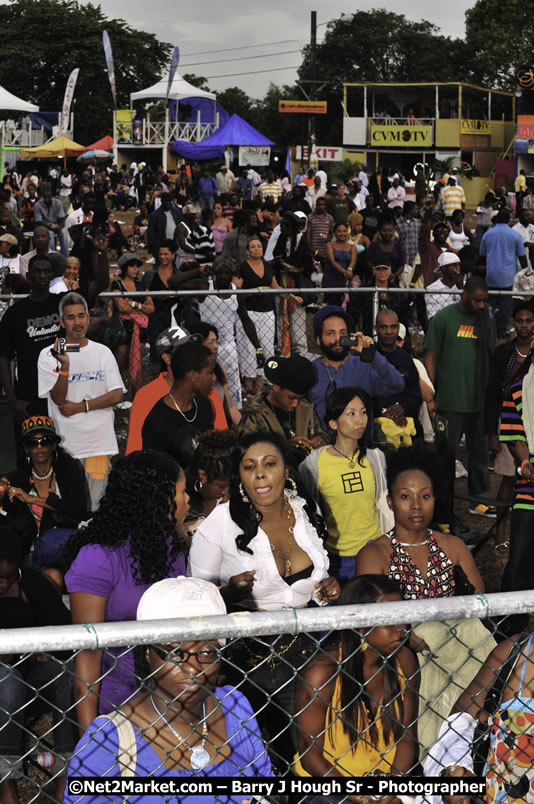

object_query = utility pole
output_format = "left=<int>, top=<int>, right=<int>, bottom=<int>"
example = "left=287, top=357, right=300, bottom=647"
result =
left=308, top=10, right=317, bottom=170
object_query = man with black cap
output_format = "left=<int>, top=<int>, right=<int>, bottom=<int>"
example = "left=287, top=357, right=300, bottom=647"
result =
left=238, top=354, right=326, bottom=460
left=308, top=304, right=404, bottom=432
left=418, top=197, right=457, bottom=287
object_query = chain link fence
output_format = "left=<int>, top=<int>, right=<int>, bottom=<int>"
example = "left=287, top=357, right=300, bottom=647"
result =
left=1, top=591, right=534, bottom=802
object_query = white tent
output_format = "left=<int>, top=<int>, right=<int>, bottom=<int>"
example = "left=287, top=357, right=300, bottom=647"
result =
left=0, top=85, right=38, bottom=112
left=130, top=73, right=215, bottom=103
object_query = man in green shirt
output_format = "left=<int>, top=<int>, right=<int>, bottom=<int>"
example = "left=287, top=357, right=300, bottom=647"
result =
left=424, top=276, right=497, bottom=514
left=326, top=183, right=356, bottom=225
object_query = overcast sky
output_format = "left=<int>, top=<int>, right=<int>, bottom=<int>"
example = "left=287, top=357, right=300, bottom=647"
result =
left=86, top=0, right=473, bottom=99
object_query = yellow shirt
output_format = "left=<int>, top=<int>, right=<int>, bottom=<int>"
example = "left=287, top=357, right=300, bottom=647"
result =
left=293, top=664, right=404, bottom=776
left=317, top=449, right=380, bottom=556
left=515, top=174, right=527, bottom=193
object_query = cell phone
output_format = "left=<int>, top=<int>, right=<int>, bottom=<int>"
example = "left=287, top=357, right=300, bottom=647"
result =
left=57, top=337, right=80, bottom=354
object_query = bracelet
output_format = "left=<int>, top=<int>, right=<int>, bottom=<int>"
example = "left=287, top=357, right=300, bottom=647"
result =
left=83, top=399, right=89, bottom=413
left=521, top=458, right=531, bottom=473
left=256, top=348, right=264, bottom=354
left=58, top=369, right=69, bottom=377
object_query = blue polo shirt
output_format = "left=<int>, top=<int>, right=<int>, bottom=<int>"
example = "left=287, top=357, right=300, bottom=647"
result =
left=309, top=352, right=405, bottom=432
left=479, top=224, right=525, bottom=287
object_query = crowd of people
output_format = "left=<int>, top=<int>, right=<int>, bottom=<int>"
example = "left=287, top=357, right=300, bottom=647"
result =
left=0, top=157, right=534, bottom=802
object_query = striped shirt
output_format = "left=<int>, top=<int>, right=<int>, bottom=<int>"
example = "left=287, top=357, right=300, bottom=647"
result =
left=189, top=224, right=216, bottom=266
left=441, top=185, right=466, bottom=217
left=259, top=181, right=282, bottom=203
left=307, top=211, right=334, bottom=257
left=500, top=379, right=534, bottom=509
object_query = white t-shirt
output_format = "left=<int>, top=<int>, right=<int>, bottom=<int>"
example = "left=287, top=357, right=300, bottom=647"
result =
left=425, top=278, right=461, bottom=319
left=188, top=496, right=330, bottom=611
left=59, top=175, right=72, bottom=196
left=201, top=281, right=238, bottom=343
left=38, top=339, right=125, bottom=459
left=0, top=255, right=20, bottom=276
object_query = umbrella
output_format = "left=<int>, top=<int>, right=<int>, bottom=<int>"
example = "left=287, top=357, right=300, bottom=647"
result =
left=76, top=149, right=112, bottom=162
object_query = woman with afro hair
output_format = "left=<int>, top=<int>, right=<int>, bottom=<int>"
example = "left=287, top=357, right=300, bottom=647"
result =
left=64, top=450, right=189, bottom=731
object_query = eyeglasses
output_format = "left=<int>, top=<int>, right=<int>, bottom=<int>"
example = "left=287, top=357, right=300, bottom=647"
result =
left=25, top=436, right=56, bottom=448
left=152, top=645, right=220, bottom=665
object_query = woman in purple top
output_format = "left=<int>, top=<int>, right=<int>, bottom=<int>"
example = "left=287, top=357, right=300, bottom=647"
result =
left=64, top=451, right=188, bottom=732
left=64, top=578, right=272, bottom=803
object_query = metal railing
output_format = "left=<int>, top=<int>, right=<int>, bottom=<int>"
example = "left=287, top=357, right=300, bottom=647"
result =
left=0, top=592, right=532, bottom=802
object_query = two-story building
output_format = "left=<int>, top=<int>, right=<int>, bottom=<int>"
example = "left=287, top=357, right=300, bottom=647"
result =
left=342, top=81, right=515, bottom=207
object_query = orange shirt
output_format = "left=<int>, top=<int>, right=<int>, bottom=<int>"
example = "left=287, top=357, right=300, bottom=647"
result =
left=126, top=373, right=227, bottom=455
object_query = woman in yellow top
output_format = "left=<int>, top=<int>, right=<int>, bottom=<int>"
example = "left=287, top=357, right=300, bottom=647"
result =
left=294, top=575, right=419, bottom=784
left=299, top=387, right=388, bottom=581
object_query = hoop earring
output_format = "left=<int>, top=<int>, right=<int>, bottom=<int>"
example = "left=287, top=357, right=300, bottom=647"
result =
left=239, top=482, right=250, bottom=504
left=194, top=478, right=203, bottom=493
left=17, top=568, right=22, bottom=583
left=286, top=477, right=298, bottom=500
left=26, top=453, right=31, bottom=468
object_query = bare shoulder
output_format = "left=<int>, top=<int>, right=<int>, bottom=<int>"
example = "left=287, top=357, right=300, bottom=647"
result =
left=301, top=648, right=339, bottom=692
left=357, top=534, right=391, bottom=573
left=431, top=530, right=465, bottom=557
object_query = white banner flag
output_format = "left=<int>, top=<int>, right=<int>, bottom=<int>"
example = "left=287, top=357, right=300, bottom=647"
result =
left=61, top=68, right=79, bottom=133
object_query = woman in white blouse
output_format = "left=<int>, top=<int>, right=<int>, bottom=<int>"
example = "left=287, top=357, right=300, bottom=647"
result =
left=188, top=430, right=339, bottom=771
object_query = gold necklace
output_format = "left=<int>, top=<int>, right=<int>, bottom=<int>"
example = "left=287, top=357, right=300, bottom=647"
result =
left=331, top=444, right=358, bottom=468
left=270, top=503, right=295, bottom=575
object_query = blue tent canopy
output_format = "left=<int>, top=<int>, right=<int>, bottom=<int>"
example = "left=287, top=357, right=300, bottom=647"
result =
left=172, top=113, right=274, bottom=159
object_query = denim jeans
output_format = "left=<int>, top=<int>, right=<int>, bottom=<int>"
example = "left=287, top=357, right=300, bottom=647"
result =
left=0, top=658, right=77, bottom=778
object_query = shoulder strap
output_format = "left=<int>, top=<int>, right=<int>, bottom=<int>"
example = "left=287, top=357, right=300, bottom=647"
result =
left=103, top=711, right=138, bottom=779
left=483, top=632, right=530, bottom=715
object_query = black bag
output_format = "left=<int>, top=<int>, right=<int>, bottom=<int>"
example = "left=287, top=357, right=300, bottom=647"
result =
left=96, top=307, right=127, bottom=350
left=471, top=632, right=529, bottom=776
left=452, top=564, right=475, bottom=596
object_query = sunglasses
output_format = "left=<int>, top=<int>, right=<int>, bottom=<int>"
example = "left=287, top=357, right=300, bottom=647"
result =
left=152, top=645, right=219, bottom=665
left=25, top=436, right=57, bottom=448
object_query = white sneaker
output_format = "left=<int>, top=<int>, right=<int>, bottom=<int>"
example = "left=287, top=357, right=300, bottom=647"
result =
left=455, top=460, right=468, bottom=479
left=115, top=401, right=132, bottom=410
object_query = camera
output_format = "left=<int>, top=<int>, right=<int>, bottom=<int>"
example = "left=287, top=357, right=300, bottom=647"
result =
left=339, top=335, right=360, bottom=347
left=57, top=338, right=80, bottom=354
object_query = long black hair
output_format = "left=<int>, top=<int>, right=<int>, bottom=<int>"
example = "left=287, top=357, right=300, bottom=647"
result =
left=228, top=431, right=327, bottom=554
left=64, top=451, right=184, bottom=585
left=325, top=386, right=371, bottom=467
left=333, top=575, right=405, bottom=748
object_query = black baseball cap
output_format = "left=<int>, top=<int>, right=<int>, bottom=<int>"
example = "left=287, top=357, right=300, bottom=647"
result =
left=264, top=355, right=317, bottom=395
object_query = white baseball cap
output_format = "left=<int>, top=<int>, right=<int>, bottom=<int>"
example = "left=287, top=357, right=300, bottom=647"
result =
left=435, top=251, right=461, bottom=274
left=137, top=576, right=227, bottom=644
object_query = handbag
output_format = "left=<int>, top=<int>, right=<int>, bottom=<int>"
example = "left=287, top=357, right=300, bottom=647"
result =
left=452, top=564, right=475, bottom=596
left=471, top=632, right=529, bottom=776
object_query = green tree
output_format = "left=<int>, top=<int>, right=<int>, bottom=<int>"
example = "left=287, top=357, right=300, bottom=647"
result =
left=250, top=82, right=308, bottom=146
left=464, top=0, right=530, bottom=88
left=0, top=0, right=172, bottom=142
left=216, top=87, right=252, bottom=121
left=182, top=74, right=211, bottom=92
left=295, top=9, right=465, bottom=143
